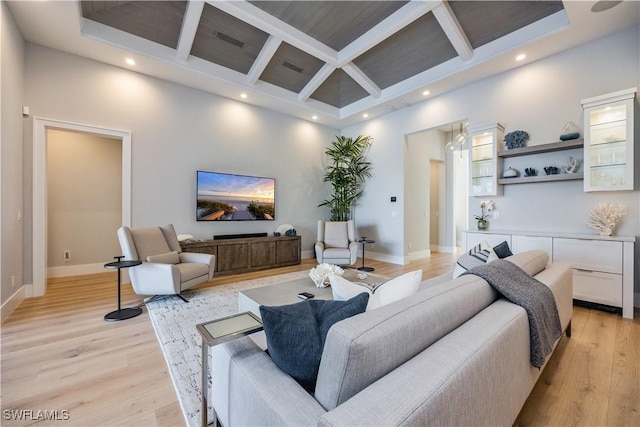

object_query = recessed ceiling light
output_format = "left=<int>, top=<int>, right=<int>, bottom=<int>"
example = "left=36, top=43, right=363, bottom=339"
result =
left=240, top=93, right=247, bottom=99
left=422, top=90, right=430, bottom=96
left=363, top=113, right=369, bottom=118
left=312, top=115, right=318, bottom=120
left=515, top=54, right=526, bottom=61
left=125, top=58, right=136, bottom=66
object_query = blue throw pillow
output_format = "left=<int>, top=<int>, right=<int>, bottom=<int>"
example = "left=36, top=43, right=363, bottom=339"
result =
left=259, top=293, right=369, bottom=391
left=493, top=240, right=513, bottom=258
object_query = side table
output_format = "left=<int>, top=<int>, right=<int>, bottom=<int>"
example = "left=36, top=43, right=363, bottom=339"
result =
left=196, top=312, right=264, bottom=427
left=104, top=256, right=142, bottom=321
left=357, top=238, right=375, bottom=272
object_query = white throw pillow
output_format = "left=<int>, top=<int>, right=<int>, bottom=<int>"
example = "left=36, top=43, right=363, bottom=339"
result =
left=452, top=241, right=498, bottom=278
left=329, top=270, right=422, bottom=310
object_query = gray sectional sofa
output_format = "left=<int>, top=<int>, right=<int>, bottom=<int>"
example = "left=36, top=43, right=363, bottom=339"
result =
left=211, top=250, right=573, bottom=426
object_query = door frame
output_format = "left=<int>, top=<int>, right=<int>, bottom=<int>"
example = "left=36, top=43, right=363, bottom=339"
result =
left=32, top=118, right=131, bottom=297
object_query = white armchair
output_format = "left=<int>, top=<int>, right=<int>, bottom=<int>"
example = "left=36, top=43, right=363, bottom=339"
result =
left=315, top=220, right=359, bottom=265
left=117, top=224, right=215, bottom=301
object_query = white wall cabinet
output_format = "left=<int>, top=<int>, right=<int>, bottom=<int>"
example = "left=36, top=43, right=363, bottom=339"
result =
left=469, top=123, right=504, bottom=197
left=582, top=87, right=636, bottom=191
left=463, top=230, right=635, bottom=319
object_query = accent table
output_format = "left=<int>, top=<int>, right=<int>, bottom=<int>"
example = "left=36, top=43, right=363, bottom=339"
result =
left=357, top=238, right=375, bottom=272
left=196, top=312, right=264, bottom=427
left=103, top=256, right=142, bottom=321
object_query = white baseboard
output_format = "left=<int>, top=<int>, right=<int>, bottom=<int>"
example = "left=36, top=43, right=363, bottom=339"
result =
left=47, top=262, right=106, bottom=278
left=430, top=245, right=458, bottom=254
left=409, top=250, right=431, bottom=261
left=365, top=251, right=405, bottom=266
left=1, top=286, right=25, bottom=323
left=301, top=250, right=314, bottom=260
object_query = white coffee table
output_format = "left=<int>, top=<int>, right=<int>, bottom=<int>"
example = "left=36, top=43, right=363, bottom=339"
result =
left=238, top=269, right=386, bottom=318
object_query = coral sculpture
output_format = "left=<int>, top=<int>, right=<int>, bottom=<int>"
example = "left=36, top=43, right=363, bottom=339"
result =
left=504, top=130, right=529, bottom=149
left=309, top=263, right=344, bottom=288
left=585, top=203, right=627, bottom=236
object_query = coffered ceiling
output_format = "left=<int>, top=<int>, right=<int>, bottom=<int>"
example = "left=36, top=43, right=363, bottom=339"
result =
left=6, top=1, right=640, bottom=128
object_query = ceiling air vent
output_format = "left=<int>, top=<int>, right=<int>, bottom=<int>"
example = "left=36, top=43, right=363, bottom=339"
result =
left=214, top=31, right=244, bottom=48
left=282, top=61, right=303, bottom=73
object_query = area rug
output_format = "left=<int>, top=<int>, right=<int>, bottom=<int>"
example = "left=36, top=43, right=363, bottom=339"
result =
left=146, top=270, right=310, bottom=427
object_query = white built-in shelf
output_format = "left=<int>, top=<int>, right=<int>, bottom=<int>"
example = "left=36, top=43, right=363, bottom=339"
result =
left=498, top=138, right=583, bottom=158
left=498, top=172, right=583, bottom=185
left=497, top=138, right=584, bottom=185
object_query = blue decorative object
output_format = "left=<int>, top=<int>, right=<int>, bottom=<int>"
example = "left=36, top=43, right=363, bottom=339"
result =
left=544, top=166, right=559, bottom=175
left=285, top=228, right=297, bottom=236
left=504, top=130, right=529, bottom=149
left=524, top=167, right=538, bottom=177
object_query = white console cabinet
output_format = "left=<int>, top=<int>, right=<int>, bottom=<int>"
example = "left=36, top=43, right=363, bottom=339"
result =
left=463, top=230, right=635, bottom=319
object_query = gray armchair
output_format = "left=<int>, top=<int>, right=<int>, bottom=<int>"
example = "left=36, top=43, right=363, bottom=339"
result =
left=315, top=220, right=359, bottom=265
left=117, top=224, right=215, bottom=300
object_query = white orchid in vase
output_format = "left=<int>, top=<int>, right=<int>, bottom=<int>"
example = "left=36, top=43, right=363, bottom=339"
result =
left=474, top=200, right=494, bottom=230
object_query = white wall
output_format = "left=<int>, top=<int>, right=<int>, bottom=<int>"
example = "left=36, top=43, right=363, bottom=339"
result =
left=342, top=26, right=640, bottom=267
left=21, top=44, right=338, bottom=285
left=1, top=3, right=25, bottom=308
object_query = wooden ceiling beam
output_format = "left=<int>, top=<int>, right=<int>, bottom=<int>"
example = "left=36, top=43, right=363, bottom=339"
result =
left=337, top=0, right=437, bottom=66
left=209, top=0, right=338, bottom=66
left=432, top=1, right=473, bottom=61
left=246, top=36, right=282, bottom=85
left=176, top=0, right=205, bottom=63
left=298, top=63, right=335, bottom=102
left=342, top=63, right=381, bottom=99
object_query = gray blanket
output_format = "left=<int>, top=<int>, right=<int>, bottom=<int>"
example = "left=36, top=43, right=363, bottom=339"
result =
left=464, top=259, right=562, bottom=368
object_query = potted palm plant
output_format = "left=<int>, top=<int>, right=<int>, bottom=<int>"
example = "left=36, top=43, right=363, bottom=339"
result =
left=319, top=135, right=372, bottom=221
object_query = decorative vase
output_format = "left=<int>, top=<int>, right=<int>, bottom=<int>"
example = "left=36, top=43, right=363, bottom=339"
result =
left=560, top=121, right=580, bottom=141
left=503, top=167, right=519, bottom=178
left=477, top=219, right=487, bottom=230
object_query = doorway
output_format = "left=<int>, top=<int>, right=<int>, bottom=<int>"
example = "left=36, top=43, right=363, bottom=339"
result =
left=404, top=120, right=468, bottom=260
left=32, top=118, right=131, bottom=297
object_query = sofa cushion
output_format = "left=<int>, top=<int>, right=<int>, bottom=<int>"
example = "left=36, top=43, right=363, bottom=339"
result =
left=259, top=293, right=369, bottom=391
left=329, top=270, right=422, bottom=310
left=146, top=251, right=180, bottom=264
left=453, top=241, right=498, bottom=278
left=506, top=249, right=549, bottom=276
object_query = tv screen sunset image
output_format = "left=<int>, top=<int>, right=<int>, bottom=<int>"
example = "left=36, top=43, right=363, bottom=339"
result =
left=197, top=171, right=275, bottom=221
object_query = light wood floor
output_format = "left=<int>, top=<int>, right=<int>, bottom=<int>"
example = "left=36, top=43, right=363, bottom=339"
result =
left=1, top=254, right=638, bottom=426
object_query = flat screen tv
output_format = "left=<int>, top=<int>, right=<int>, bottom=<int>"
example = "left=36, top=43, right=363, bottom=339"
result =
left=196, top=170, right=275, bottom=221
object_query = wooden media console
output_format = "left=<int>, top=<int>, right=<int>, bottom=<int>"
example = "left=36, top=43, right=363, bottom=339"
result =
left=180, top=235, right=301, bottom=276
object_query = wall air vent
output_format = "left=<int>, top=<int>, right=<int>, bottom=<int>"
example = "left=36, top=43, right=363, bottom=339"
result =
left=282, top=61, right=303, bottom=73
left=214, top=31, right=244, bottom=48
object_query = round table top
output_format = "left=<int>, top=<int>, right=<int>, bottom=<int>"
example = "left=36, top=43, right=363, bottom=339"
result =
left=104, top=259, right=142, bottom=269
left=359, top=239, right=375, bottom=244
